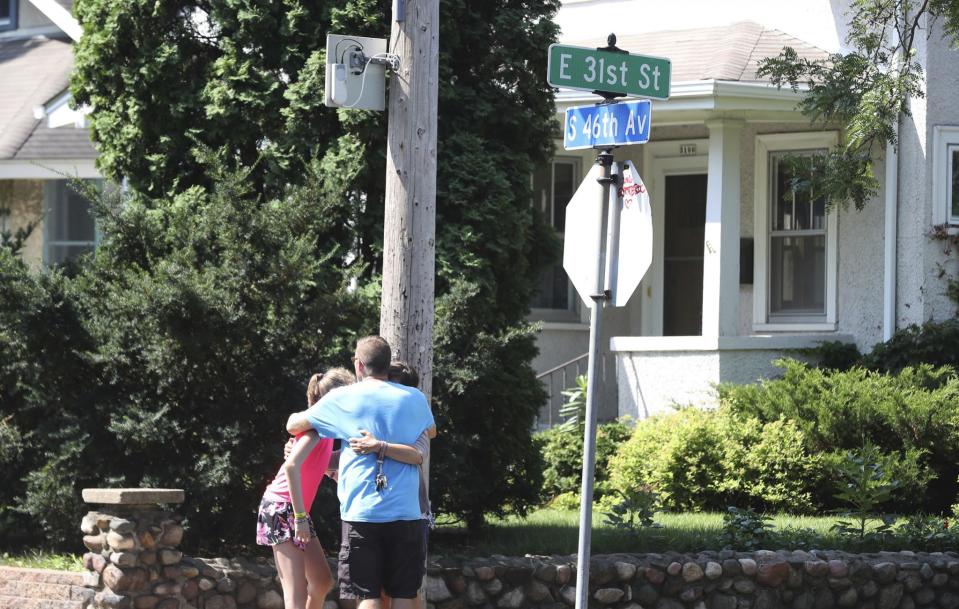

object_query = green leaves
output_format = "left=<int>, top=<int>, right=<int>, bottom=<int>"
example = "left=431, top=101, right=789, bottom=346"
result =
left=602, top=486, right=662, bottom=536
left=557, top=374, right=588, bottom=433
left=721, top=506, right=774, bottom=551
left=830, top=442, right=903, bottom=544
left=755, top=0, right=956, bottom=209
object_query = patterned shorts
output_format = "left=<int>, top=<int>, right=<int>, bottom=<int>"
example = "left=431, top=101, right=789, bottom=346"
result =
left=255, top=498, right=316, bottom=551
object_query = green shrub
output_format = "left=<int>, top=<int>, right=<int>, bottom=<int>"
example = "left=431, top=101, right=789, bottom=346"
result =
left=0, top=418, right=21, bottom=466
left=0, top=251, right=100, bottom=549
left=720, top=359, right=959, bottom=513
left=535, top=419, right=631, bottom=502
left=607, top=407, right=823, bottom=513
left=805, top=340, right=862, bottom=371
left=861, top=319, right=959, bottom=373
left=721, top=506, right=773, bottom=550
left=548, top=492, right=583, bottom=511
left=607, top=408, right=727, bottom=511
left=717, top=415, right=824, bottom=513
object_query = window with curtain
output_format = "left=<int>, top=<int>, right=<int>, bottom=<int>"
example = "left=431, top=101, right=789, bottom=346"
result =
left=768, top=152, right=827, bottom=319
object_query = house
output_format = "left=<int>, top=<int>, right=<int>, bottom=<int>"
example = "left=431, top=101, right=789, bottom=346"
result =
left=531, top=0, right=959, bottom=424
left=0, top=0, right=98, bottom=268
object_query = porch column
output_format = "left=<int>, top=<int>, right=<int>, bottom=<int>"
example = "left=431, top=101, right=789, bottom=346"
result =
left=702, top=119, right=743, bottom=337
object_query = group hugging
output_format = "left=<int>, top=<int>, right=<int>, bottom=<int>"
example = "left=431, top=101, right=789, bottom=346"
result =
left=256, top=336, right=436, bottom=609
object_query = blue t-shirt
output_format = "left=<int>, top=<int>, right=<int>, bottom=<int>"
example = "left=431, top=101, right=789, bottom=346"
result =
left=305, top=380, right=434, bottom=522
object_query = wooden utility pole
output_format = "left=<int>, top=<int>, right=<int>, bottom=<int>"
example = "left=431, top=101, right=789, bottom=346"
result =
left=379, top=0, right=439, bottom=399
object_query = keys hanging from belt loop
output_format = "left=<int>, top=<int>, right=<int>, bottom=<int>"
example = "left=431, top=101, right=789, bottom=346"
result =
left=375, top=441, right=388, bottom=491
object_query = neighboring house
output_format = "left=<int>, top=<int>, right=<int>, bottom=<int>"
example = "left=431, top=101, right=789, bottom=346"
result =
left=532, top=0, right=959, bottom=425
left=0, top=0, right=98, bottom=268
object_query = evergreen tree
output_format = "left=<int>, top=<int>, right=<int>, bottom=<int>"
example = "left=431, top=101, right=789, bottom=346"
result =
left=1, top=167, right=371, bottom=551
left=70, top=0, right=561, bottom=529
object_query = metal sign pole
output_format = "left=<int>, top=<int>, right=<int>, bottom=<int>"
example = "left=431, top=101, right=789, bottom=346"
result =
left=574, top=147, right=616, bottom=609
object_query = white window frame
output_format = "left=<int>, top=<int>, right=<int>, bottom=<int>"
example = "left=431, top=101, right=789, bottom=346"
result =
left=42, top=179, right=100, bottom=266
left=529, top=155, right=582, bottom=322
left=753, top=132, right=839, bottom=332
left=933, top=126, right=959, bottom=227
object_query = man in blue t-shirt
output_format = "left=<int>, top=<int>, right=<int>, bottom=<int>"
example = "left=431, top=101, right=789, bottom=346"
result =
left=286, top=336, right=434, bottom=609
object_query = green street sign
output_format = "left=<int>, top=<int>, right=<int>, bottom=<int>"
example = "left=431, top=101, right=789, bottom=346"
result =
left=547, top=44, right=671, bottom=100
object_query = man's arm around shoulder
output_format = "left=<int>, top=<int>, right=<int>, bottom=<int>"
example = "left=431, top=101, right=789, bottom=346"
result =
left=287, top=411, right=312, bottom=435
left=288, top=393, right=346, bottom=438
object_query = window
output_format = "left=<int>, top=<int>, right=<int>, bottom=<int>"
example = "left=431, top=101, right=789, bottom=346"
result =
left=44, top=180, right=98, bottom=265
left=753, top=132, right=838, bottom=331
left=933, top=126, right=959, bottom=226
left=768, top=152, right=827, bottom=318
left=530, top=157, right=580, bottom=316
left=0, top=0, right=17, bottom=32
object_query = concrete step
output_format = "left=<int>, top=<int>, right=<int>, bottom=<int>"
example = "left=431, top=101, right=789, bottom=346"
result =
left=0, top=567, right=92, bottom=608
left=0, top=579, right=79, bottom=599
left=0, top=595, right=87, bottom=609
left=0, top=567, right=84, bottom=586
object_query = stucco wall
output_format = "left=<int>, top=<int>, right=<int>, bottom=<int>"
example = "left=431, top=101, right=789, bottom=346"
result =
left=1, top=179, right=44, bottom=268
left=896, top=19, right=959, bottom=329
left=615, top=347, right=815, bottom=418
left=836, top=164, right=886, bottom=351
left=921, top=19, right=959, bottom=322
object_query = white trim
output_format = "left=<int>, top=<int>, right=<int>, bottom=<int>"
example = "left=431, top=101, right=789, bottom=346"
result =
left=932, top=126, right=959, bottom=226
left=540, top=322, right=590, bottom=332
left=35, top=92, right=91, bottom=129
left=883, top=136, right=899, bottom=341
left=752, top=131, right=839, bottom=333
left=0, top=160, right=100, bottom=179
left=641, top=138, right=709, bottom=336
left=27, top=0, right=81, bottom=42
left=753, top=322, right=837, bottom=332
left=610, top=332, right=854, bottom=352
left=703, top=118, right=744, bottom=337
left=556, top=79, right=808, bottom=103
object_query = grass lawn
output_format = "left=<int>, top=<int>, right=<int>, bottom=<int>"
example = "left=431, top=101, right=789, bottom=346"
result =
left=0, top=550, right=84, bottom=571
left=0, top=510, right=934, bottom=566
left=429, top=508, right=855, bottom=558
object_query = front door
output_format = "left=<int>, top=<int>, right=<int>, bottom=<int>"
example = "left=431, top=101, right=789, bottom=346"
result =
left=662, top=174, right=707, bottom=336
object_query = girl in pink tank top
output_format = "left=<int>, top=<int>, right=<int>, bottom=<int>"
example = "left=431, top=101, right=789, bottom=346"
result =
left=255, top=367, right=354, bottom=609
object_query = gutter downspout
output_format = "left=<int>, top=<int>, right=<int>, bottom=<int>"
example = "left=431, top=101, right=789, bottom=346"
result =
left=883, top=124, right=899, bottom=341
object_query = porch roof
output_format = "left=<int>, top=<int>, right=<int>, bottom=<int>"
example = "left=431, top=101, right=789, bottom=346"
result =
left=557, top=21, right=829, bottom=113
left=565, top=21, right=829, bottom=85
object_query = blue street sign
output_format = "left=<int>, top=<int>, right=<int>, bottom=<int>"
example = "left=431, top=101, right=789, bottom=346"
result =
left=563, top=100, right=652, bottom=150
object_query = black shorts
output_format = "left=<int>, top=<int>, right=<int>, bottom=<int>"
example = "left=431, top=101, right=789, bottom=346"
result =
left=338, top=520, right=428, bottom=600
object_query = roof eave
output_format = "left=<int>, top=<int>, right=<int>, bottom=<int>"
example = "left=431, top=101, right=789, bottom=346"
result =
left=555, top=79, right=809, bottom=113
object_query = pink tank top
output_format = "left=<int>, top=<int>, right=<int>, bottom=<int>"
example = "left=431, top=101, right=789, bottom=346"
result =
left=262, top=436, right=334, bottom=509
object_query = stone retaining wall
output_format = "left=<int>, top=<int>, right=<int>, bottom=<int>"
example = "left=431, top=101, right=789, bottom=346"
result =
left=424, top=549, right=959, bottom=609
left=74, top=488, right=959, bottom=609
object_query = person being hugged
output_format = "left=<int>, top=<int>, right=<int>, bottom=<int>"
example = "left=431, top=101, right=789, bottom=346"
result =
left=286, top=337, right=435, bottom=609
left=257, top=368, right=354, bottom=609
